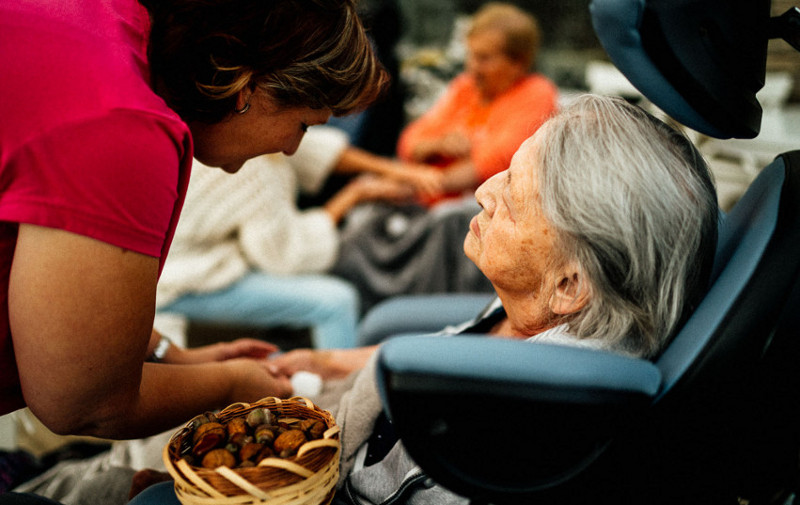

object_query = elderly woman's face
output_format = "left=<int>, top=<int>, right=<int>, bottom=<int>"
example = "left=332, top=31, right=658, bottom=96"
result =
left=464, top=138, right=556, bottom=295
left=465, top=29, right=526, bottom=101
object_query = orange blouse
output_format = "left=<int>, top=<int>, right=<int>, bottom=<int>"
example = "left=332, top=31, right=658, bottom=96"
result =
left=397, top=72, right=558, bottom=186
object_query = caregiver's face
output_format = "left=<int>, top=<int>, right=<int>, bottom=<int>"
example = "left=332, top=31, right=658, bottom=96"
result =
left=464, top=136, right=557, bottom=295
left=190, top=88, right=331, bottom=173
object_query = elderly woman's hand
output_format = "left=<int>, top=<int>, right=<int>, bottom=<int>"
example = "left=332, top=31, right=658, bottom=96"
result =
left=439, top=131, right=471, bottom=159
left=411, top=131, right=471, bottom=163
left=268, top=346, right=377, bottom=380
left=350, top=175, right=416, bottom=203
left=324, top=175, right=414, bottom=225
left=392, top=163, right=446, bottom=199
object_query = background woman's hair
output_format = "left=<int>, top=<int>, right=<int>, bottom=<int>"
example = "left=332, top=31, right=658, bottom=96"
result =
left=141, top=0, right=389, bottom=123
left=467, top=2, right=541, bottom=70
left=536, top=94, right=718, bottom=358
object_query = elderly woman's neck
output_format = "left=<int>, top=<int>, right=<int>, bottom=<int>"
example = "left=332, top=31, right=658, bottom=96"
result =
left=491, top=292, right=559, bottom=338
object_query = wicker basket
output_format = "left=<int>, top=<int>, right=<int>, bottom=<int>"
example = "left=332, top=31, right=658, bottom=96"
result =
left=163, top=396, right=340, bottom=505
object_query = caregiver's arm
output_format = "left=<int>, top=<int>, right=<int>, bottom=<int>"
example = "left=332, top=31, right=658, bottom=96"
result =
left=9, top=224, right=291, bottom=440
left=148, top=328, right=281, bottom=365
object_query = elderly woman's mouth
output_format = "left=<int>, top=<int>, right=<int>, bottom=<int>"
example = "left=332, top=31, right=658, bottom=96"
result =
left=470, top=216, right=481, bottom=238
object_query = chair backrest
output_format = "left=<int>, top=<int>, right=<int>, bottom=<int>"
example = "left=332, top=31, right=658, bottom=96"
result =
left=655, top=153, right=788, bottom=395
left=637, top=150, right=800, bottom=502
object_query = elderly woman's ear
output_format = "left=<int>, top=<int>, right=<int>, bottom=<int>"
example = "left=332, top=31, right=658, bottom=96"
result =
left=549, top=264, right=590, bottom=315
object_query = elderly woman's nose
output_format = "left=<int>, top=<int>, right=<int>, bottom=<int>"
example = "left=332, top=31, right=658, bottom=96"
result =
left=475, top=175, right=498, bottom=213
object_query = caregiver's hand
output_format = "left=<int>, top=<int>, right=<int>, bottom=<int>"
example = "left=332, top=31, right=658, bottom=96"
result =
left=228, top=357, right=293, bottom=400
left=164, top=338, right=281, bottom=365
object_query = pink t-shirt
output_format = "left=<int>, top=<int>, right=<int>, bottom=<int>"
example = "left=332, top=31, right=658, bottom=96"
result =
left=0, top=0, right=193, bottom=414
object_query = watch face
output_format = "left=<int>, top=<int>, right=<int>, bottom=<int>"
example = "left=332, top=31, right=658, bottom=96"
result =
left=151, top=336, right=171, bottom=362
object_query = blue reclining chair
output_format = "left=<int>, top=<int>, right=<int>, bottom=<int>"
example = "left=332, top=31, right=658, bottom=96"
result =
left=372, top=1, right=800, bottom=503
left=375, top=151, right=800, bottom=504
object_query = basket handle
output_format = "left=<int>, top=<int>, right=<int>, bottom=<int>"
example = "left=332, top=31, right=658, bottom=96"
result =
left=297, top=438, right=340, bottom=458
left=213, top=466, right=271, bottom=500
left=323, top=425, right=341, bottom=439
left=175, top=458, right=228, bottom=499
left=256, top=457, right=315, bottom=478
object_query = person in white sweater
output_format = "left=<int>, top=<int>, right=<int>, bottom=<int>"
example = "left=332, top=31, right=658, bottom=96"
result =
left=155, top=126, right=442, bottom=349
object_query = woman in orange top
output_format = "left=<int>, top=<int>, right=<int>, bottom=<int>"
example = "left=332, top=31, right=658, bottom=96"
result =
left=397, top=2, right=558, bottom=205
left=329, top=3, right=558, bottom=311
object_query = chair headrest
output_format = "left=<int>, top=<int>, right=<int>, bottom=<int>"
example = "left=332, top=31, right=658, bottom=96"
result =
left=589, top=0, right=770, bottom=139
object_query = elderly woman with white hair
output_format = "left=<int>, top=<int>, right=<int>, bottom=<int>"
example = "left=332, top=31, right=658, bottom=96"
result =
left=130, top=94, right=718, bottom=504
left=270, top=94, right=718, bottom=375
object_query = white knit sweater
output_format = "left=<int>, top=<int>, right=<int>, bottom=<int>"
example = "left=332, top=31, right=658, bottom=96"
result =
left=156, top=126, right=350, bottom=307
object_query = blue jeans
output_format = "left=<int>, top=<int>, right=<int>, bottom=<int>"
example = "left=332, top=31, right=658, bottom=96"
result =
left=158, top=271, right=360, bottom=349
left=127, top=482, right=178, bottom=505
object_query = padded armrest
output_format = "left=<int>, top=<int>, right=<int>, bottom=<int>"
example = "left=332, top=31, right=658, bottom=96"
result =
left=377, top=335, right=660, bottom=404
left=376, top=335, right=661, bottom=501
left=356, top=294, right=496, bottom=346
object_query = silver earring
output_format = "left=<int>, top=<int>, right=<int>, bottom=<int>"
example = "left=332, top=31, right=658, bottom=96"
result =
left=235, top=103, right=251, bottom=114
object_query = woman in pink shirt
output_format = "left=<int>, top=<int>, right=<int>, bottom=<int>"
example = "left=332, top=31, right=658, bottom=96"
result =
left=397, top=2, right=559, bottom=205
left=0, top=0, right=386, bottom=440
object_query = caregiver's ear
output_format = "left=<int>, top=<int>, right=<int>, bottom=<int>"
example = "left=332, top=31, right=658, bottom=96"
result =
left=550, top=264, right=591, bottom=315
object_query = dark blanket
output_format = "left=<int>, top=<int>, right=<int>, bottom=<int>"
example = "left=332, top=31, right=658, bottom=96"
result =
left=332, top=198, right=495, bottom=313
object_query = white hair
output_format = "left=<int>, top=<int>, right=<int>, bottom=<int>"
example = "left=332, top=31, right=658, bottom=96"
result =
left=535, top=95, right=718, bottom=358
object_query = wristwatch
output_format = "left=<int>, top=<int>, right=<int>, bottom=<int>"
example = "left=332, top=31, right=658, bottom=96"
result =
left=148, top=335, right=172, bottom=363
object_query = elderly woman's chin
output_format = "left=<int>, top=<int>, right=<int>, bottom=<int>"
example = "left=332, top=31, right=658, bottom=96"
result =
left=463, top=229, right=482, bottom=273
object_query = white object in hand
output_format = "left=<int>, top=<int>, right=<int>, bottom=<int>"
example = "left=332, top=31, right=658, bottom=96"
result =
left=291, top=371, right=323, bottom=398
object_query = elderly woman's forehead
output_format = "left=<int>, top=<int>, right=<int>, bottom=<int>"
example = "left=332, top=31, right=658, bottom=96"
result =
left=509, top=138, right=539, bottom=177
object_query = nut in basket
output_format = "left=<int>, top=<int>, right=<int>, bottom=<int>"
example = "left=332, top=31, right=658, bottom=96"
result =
left=163, top=396, right=341, bottom=505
